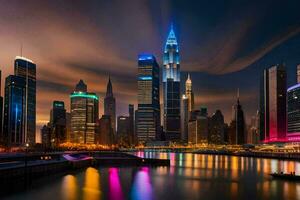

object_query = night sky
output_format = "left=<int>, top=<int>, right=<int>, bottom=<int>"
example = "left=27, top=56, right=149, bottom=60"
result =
left=0, top=0, right=299, bottom=140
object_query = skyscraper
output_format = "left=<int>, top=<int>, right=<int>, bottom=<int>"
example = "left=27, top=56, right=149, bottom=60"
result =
left=117, top=116, right=130, bottom=147
left=185, top=73, right=194, bottom=112
left=14, top=56, right=36, bottom=145
left=263, top=65, right=287, bottom=142
left=128, top=104, right=135, bottom=144
left=287, top=83, right=300, bottom=142
left=104, top=76, right=116, bottom=137
left=96, top=115, right=113, bottom=145
left=50, top=101, right=66, bottom=146
left=180, top=95, right=188, bottom=142
left=233, top=90, right=246, bottom=144
left=70, top=80, right=99, bottom=144
left=259, top=70, right=269, bottom=141
left=163, top=25, right=181, bottom=141
left=209, top=110, right=225, bottom=144
left=136, top=54, right=160, bottom=143
left=3, top=75, right=26, bottom=145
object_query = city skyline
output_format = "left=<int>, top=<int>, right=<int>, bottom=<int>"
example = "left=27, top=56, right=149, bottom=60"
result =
left=0, top=0, right=299, bottom=142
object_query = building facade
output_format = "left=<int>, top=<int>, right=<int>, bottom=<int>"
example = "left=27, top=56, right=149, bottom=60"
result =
left=208, top=110, right=225, bottom=144
left=117, top=116, right=130, bottom=147
left=163, top=26, right=181, bottom=141
left=4, top=56, right=37, bottom=146
left=287, top=83, right=300, bottom=141
left=136, top=54, right=160, bottom=143
left=70, top=80, right=99, bottom=144
left=104, top=77, right=116, bottom=137
left=50, top=101, right=66, bottom=146
left=180, top=94, right=188, bottom=142
left=96, top=115, right=112, bottom=145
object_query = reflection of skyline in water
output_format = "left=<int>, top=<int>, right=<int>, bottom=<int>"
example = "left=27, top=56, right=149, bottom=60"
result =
left=4, top=152, right=300, bottom=200
left=108, top=168, right=124, bottom=200
left=131, top=167, right=152, bottom=200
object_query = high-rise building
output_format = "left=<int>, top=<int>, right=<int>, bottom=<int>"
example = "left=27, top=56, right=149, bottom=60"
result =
left=104, top=76, right=116, bottom=137
left=9, top=56, right=36, bottom=145
left=261, top=65, right=287, bottom=142
left=185, top=73, right=194, bottom=113
left=208, top=110, right=225, bottom=144
left=41, top=123, right=51, bottom=148
left=50, top=101, right=66, bottom=146
left=128, top=104, right=135, bottom=144
left=259, top=70, right=269, bottom=141
left=117, top=116, right=130, bottom=146
left=70, top=80, right=99, bottom=144
left=231, top=90, right=246, bottom=144
left=188, top=111, right=208, bottom=145
left=136, top=54, right=160, bottom=143
left=181, top=95, right=189, bottom=142
left=3, top=75, right=26, bottom=145
left=163, top=25, right=181, bottom=141
left=287, top=83, right=300, bottom=141
left=96, top=115, right=112, bottom=145
left=66, top=112, right=71, bottom=142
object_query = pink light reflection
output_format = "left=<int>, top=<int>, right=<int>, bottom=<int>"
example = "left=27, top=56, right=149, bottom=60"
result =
left=108, top=168, right=124, bottom=200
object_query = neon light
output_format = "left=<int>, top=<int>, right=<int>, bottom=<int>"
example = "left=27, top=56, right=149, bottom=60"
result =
left=70, top=92, right=98, bottom=100
left=288, top=83, right=300, bottom=92
left=138, top=54, right=154, bottom=61
left=139, top=76, right=152, bottom=81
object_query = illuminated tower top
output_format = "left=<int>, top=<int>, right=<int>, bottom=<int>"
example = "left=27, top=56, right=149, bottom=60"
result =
left=185, top=73, right=194, bottom=112
left=106, top=76, right=113, bottom=97
left=163, top=24, right=180, bottom=82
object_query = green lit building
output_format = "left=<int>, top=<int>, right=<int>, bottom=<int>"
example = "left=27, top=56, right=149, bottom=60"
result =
left=70, top=80, right=99, bottom=144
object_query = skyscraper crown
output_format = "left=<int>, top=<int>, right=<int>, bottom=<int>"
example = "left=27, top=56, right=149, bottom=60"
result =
left=165, top=24, right=178, bottom=50
left=106, top=76, right=113, bottom=97
left=75, top=79, right=87, bottom=92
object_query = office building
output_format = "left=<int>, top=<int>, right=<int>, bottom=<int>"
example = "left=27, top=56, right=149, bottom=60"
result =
left=50, top=101, right=66, bottom=146
left=4, top=56, right=37, bottom=145
left=180, top=94, right=189, bottom=142
left=208, top=110, right=225, bottom=144
left=128, top=104, right=135, bottom=144
left=261, top=65, right=287, bottom=142
left=287, top=83, right=300, bottom=141
left=136, top=54, right=160, bottom=143
left=104, top=76, right=116, bottom=136
left=163, top=25, right=181, bottom=141
left=185, top=73, right=194, bottom=112
left=70, top=80, right=99, bottom=144
left=96, top=115, right=113, bottom=145
left=117, top=116, right=130, bottom=146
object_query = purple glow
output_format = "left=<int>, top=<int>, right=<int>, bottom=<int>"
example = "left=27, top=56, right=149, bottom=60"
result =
left=131, top=167, right=152, bottom=200
left=287, top=83, right=300, bottom=92
left=63, top=154, right=92, bottom=161
left=109, top=168, right=124, bottom=200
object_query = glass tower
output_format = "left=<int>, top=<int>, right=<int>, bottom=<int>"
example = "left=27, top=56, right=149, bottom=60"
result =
left=163, top=25, right=181, bottom=141
left=70, top=80, right=99, bottom=144
left=14, top=56, right=36, bottom=145
left=104, top=77, right=116, bottom=138
left=136, top=54, right=160, bottom=142
left=287, top=84, right=300, bottom=141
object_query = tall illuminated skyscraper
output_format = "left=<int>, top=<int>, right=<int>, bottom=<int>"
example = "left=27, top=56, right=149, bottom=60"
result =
left=180, top=94, right=188, bottom=142
left=3, top=56, right=36, bottom=146
left=136, top=54, right=160, bottom=142
left=185, top=73, right=194, bottom=112
left=14, top=56, right=36, bottom=145
left=287, top=82, right=300, bottom=142
left=260, top=64, right=287, bottom=142
left=104, top=77, right=116, bottom=137
left=163, top=25, right=181, bottom=141
left=70, top=80, right=99, bottom=144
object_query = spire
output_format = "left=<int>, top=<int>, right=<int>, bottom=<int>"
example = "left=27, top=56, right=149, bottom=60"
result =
left=165, top=24, right=178, bottom=48
left=75, top=79, right=87, bottom=92
left=186, top=73, right=191, bottom=84
left=106, top=75, right=113, bottom=97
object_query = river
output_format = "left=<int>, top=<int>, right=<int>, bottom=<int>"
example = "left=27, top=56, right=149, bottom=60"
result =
left=3, top=151, right=300, bottom=200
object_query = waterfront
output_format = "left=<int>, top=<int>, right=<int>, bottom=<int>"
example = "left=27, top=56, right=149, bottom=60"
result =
left=3, top=152, right=300, bottom=200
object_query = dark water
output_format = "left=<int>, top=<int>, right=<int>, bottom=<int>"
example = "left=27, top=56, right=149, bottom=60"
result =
left=3, top=151, right=300, bottom=200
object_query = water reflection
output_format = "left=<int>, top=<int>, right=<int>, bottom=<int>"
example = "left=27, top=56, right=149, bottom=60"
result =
left=62, top=175, right=77, bottom=200
left=109, top=168, right=124, bottom=200
left=131, top=167, right=153, bottom=200
left=83, top=167, right=101, bottom=200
